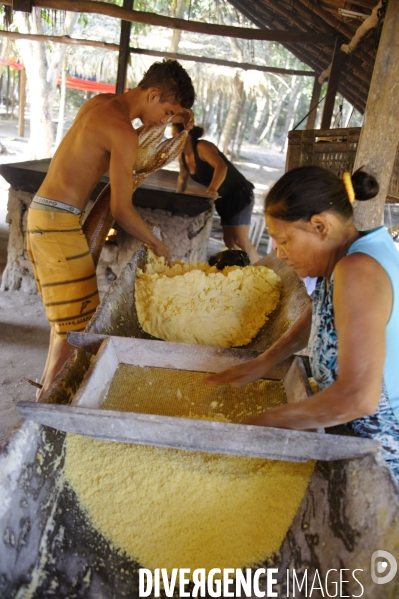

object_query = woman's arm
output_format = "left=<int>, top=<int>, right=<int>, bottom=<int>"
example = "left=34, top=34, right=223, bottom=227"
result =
left=176, top=154, right=190, bottom=192
left=246, top=253, right=392, bottom=429
left=205, top=304, right=312, bottom=387
left=197, top=141, right=228, bottom=198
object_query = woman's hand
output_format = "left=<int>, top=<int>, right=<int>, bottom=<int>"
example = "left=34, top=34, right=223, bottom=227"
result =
left=205, top=187, right=219, bottom=199
left=204, top=356, right=272, bottom=388
left=205, top=307, right=312, bottom=389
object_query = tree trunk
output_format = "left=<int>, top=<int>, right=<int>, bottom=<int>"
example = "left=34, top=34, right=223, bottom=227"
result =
left=55, top=55, right=67, bottom=148
left=216, top=94, right=225, bottom=146
left=267, top=85, right=291, bottom=146
left=10, top=69, right=16, bottom=118
left=279, top=77, right=302, bottom=151
left=220, top=74, right=243, bottom=156
left=6, top=66, right=10, bottom=115
left=250, top=95, right=267, bottom=143
left=204, top=89, right=216, bottom=135
left=0, top=38, right=11, bottom=78
left=169, top=0, right=185, bottom=53
left=14, top=9, right=77, bottom=159
left=234, top=96, right=252, bottom=157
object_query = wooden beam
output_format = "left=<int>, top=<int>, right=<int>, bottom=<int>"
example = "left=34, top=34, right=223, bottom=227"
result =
left=0, top=29, right=121, bottom=50
left=321, top=36, right=347, bottom=128
left=353, top=0, right=399, bottom=229
left=0, top=31, right=316, bottom=76
left=130, top=48, right=315, bottom=76
left=295, top=0, right=354, bottom=40
left=115, top=0, right=133, bottom=94
left=1, top=0, right=336, bottom=44
left=12, top=0, right=32, bottom=11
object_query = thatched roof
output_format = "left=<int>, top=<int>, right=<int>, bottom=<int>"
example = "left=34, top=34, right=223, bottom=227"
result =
left=228, top=0, right=384, bottom=113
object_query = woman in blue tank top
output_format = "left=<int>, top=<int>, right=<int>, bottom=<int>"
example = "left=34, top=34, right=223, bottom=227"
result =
left=207, top=165, right=399, bottom=484
left=171, top=123, right=259, bottom=263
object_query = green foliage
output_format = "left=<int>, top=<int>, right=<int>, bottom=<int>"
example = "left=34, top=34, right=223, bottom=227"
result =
left=40, top=9, right=54, bottom=26
left=77, top=13, right=89, bottom=27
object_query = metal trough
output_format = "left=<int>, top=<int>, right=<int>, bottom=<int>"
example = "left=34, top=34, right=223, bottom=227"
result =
left=1, top=248, right=398, bottom=598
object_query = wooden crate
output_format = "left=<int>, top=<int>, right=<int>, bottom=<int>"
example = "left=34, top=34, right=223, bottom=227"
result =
left=286, top=127, right=399, bottom=203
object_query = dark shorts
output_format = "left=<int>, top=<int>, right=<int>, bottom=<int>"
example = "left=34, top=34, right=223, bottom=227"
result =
left=220, top=199, right=254, bottom=227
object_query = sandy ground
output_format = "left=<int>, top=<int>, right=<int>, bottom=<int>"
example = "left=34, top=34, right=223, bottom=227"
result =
left=0, top=112, right=286, bottom=446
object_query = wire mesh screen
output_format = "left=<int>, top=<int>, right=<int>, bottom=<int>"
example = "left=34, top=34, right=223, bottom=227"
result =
left=101, top=364, right=286, bottom=423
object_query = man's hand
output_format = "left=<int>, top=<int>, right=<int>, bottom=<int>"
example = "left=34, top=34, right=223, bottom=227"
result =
left=151, top=239, right=172, bottom=263
left=172, top=108, right=194, bottom=131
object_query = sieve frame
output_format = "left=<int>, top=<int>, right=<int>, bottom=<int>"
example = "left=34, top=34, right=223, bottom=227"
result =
left=17, top=333, right=381, bottom=462
left=68, top=333, right=310, bottom=410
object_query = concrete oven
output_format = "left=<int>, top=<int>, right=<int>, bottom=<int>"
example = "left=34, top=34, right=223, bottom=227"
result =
left=0, top=160, right=214, bottom=294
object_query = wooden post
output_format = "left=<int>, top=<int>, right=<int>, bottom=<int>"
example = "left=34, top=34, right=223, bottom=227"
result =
left=306, top=77, right=322, bottom=130
left=115, top=0, right=134, bottom=95
left=353, top=0, right=399, bottom=230
left=320, top=36, right=346, bottom=130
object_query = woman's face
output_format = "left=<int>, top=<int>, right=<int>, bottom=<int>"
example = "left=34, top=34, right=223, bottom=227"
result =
left=266, top=214, right=326, bottom=278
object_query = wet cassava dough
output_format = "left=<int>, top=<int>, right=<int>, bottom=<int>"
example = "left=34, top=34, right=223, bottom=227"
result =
left=135, top=250, right=281, bottom=347
left=63, top=434, right=314, bottom=574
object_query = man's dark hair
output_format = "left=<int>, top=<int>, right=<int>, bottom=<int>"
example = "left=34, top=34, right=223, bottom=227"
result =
left=138, top=59, right=196, bottom=109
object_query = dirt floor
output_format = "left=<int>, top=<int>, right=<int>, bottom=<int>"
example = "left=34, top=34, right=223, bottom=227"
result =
left=0, top=111, right=287, bottom=446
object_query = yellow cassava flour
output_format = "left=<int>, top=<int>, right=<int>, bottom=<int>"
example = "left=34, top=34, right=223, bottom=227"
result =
left=135, top=250, right=281, bottom=347
left=63, top=434, right=314, bottom=574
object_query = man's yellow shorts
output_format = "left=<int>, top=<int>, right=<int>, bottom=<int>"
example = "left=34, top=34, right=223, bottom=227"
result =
left=27, top=208, right=100, bottom=338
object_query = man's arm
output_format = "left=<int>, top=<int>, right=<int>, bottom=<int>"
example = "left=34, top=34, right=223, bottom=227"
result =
left=108, top=125, right=171, bottom=261
left=197, top=141, right=228, bottom=198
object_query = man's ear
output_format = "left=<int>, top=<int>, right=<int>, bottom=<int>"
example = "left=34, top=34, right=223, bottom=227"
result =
left=309, top=214, right=329, bottom=238
left=147, top=88, right=161, bottom=103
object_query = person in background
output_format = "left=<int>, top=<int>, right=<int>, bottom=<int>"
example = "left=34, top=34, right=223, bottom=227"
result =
left=27, top=59, right=195, bottom=398
left=171, top=123, right=259, bottom=264
left=206, top=166, right=399, bottom=483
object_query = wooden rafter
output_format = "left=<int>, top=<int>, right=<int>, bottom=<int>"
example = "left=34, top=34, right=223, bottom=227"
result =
left=0, top=30, right=316, bottom=76
left=227, top=0, right=374, bottom=113
left=1, top=0, right=336, bottom=44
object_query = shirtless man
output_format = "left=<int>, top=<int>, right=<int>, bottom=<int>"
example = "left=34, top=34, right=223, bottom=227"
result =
left=27, top=59, right=195, bottom=398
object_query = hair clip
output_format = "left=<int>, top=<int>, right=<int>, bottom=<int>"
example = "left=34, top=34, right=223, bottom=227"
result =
left=342, top=172, right=355, bottom=203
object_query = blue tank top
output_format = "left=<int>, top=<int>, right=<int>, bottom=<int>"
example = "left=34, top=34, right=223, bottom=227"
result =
left=347, top=226, right=399, bottom=422
left=308, top=227, right=399, bottom=481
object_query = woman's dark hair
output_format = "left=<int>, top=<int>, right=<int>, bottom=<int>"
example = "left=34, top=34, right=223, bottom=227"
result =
left=170, top=124, right=204, bottom=140
left=171, top=122, right=185, bottom=133
left=189, top=125, right=204, bottom=140
left=265, top=165, right=379, bottom=222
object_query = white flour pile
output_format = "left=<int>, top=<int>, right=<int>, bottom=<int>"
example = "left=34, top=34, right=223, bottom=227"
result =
left=135, top=250, right=281, bottom=347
